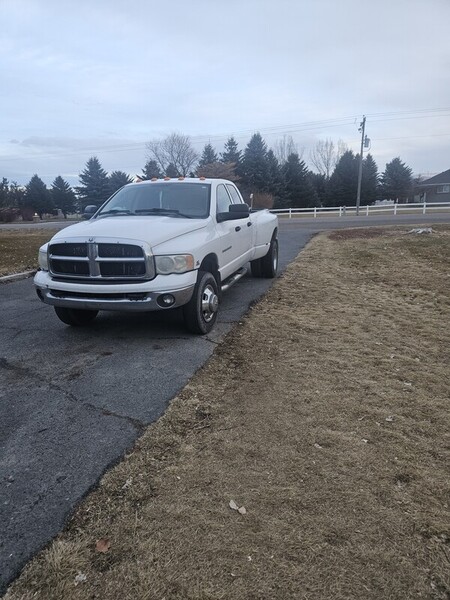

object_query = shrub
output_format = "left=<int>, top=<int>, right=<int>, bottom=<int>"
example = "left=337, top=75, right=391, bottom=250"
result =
left=0, top=207, right=20, bottom=223
left=252, top=192, right=274, bottom=209
left=20, top=207, right=34, bottom=221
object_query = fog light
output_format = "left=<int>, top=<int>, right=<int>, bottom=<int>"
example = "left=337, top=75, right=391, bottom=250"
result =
left=157, top=293, right=175, bottom=308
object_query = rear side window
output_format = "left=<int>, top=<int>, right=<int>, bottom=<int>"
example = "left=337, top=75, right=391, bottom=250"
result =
left=216, top=184, right=232, bottom=213
left=226, top=184, right=243, bottom=204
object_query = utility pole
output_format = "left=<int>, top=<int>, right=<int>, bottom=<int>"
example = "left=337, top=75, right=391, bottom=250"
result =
left=356, top=115, right=366, bottom=215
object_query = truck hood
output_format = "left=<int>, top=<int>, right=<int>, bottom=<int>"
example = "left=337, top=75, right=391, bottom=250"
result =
left=50, top=216, right=208, bottom=248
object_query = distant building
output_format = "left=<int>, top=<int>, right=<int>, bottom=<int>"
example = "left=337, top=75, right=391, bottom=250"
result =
left=374, top=199, right=394, bottom=206
left=415, top=169, right=450, bottom=203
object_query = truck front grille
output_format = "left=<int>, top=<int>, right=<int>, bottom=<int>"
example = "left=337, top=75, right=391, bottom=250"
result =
left=99, top=262, right=146, bottom=277
left=51, top=259, right=90, bottom=276
left=48, top=242, right=153, bottom=281
left=50, top=243, right=88, bottom=257
left=97, top=243, right=143, bottom=258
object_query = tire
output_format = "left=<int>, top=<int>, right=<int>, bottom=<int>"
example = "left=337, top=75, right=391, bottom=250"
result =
left=259, top=237, right=278, bottom=278
left=54, top=306, right=98, bottom=326
left=183, top=271, right=219, bottom=335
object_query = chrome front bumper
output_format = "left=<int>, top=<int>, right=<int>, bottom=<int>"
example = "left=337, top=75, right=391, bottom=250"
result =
left=34, top=270, right=196, bottom=312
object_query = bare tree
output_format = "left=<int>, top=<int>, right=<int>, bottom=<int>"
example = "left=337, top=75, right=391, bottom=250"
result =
left=309, top=138, right=348, bottom=178
left=336, top=139, right=347, bottom=164
left=197, top=161, right=239, bottom=181
left=146, top=133, right=199, bottom=176
left=273, top=135, right=303, bottom=164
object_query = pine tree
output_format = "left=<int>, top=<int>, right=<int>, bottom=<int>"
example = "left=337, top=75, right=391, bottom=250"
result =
left=221, top=136, right=242, bottom=165
left=0, top=178, right=9, bottom=208
left=165, top=163, right=179, bottom=178
left=108, top=171, right=133, bottom=195
left=9, top=182, right=26, bottom=209
left=326, top=150, right=358, bottom=206
left=281, top=153, right=318, bottom=208
left=241, top=133, right=269, bottom=193
left=197, top=143, right=219, bottom=170
left=142, top=159, right=162, bottom=180
left=51, top=176, right=76, bottom=218
left=380, top=157, right=413, bottom=202
left=309, top=172, right=327, bottom=206
left=266, top=149, right=283, bottom=204
left=76, top=156, right=110, bottom=208
left=25, top=175, right=54, bottom=218
left=361, top=153, right=379, bottom=205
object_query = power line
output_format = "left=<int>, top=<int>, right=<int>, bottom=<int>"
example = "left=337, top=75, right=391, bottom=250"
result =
left=369, top=132, right=450, bottom=142
left=1, top=107, right=449, bottom=163
left=366, top=107, right=450, bottom=117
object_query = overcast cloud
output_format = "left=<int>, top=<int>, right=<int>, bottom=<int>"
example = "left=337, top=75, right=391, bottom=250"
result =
left=1, top=0, right=449, bottom=185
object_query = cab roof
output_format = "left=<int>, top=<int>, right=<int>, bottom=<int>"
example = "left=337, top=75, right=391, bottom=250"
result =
left=133, top=177, right=234, bottom=186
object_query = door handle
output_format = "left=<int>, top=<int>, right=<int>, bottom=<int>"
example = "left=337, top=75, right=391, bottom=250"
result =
left=247, top=221, right=252, bottom=227
left=235, top=226, right=241, bottom=232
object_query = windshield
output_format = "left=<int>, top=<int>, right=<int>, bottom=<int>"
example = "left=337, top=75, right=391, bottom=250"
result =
left=97, top=182, right=211, bottom=219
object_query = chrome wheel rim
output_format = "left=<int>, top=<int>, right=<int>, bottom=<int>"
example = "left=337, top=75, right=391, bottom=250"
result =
left=201, top=284, right=219, bottom=322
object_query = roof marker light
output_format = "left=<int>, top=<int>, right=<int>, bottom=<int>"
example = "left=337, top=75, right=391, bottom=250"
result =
left=199, top=176, right=206, bottom=181
left=151, top=177, right=158, bottom=181
left=164, top=177, right=170, bottom=181
left=178, top=176, right=185, bottom=181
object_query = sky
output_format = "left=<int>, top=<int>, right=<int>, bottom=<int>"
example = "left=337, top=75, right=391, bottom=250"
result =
left=1, top=0, right=450, bottom=186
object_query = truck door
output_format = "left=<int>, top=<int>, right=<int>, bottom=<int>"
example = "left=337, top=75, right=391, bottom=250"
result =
left=226, top=183, right=253, bottom=261
left=215, top=184, right=249, bottom=279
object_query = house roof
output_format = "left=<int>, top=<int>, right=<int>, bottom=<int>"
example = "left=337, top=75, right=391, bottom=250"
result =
left=418, top=169, right=450, bottom=186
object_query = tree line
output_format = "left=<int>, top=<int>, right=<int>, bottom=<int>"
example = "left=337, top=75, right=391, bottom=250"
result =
left=0, top=132, right=414, bottom=221
left=0, top=162, right=133, bottom=221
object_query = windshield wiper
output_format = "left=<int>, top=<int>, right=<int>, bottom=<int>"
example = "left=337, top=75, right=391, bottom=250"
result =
left=99, top=209, right=134, bottom=216
left=135, top=208, right=193, bottom=218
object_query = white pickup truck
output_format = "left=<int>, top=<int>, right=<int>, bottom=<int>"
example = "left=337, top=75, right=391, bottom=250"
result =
left=34, top=178, right=278, bottom=334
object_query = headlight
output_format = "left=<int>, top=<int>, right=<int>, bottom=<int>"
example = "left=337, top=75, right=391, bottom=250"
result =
left=155, top=254, right=194, bottom=275
left=38, top=245, right=49, bottom=271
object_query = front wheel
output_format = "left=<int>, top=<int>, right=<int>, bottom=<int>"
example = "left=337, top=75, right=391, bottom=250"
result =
left=183, top=271, right=219, bottom=335
left=54, top=306, right=98, bottom=326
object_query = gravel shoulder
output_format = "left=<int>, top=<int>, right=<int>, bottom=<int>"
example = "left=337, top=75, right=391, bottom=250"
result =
left=4, top=226, right=450, bottom=600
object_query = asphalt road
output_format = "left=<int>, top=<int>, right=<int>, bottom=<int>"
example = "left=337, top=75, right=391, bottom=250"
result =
left=1, top=213, right=449, bottom=592
left=0, top=220, right=75, bottom=231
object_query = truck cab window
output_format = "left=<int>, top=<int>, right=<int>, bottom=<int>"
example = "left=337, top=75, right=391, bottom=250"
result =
left=216, top=184, right=232, bottom=214
left=226, top=184, right=243, bottom=204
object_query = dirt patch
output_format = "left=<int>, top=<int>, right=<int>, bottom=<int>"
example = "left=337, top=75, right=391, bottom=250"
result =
left=0, top=230, right=59, bottom=277
left=327, top=227, right=390, bottom=240
left=5, top=226, right=450, bottom=600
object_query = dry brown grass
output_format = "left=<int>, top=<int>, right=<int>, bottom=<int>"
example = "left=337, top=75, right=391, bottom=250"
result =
left=0, top=230, right=58, bottom=276
left=5, top=226, right=450, bottom=600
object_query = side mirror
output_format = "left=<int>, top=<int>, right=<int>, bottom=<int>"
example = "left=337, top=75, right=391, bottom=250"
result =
left=82, top=205, right=98, bottom=219
left=217, top=203, right=250, bottom=222
left=230, top=203, right=250, bottom=216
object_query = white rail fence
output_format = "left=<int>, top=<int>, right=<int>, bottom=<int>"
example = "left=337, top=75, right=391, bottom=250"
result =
left=270, top=202, right=450, bottom=218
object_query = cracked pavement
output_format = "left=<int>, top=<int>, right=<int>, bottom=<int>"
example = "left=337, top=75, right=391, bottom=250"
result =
left=1, top=213, right=450, bottom=592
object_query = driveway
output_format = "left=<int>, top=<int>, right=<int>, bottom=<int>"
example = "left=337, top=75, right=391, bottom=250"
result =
left=1, top=213, right=449, bottom=592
